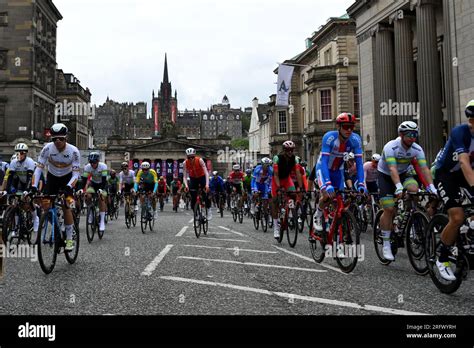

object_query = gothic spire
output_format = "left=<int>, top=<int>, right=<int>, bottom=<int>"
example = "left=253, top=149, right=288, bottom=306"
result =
left=163, top=53, right=169, bottom=84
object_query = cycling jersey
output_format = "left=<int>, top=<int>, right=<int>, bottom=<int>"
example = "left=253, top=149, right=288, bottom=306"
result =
left=108, top=176, right=120, bottom=192
left=290, top=164, right=308, bottom=190
left=4, top=157, right=36, bottom=185
left=171, top=180, right=182, bottom=191
left=251, top=165, right=273, bottom=191
left=378, top=137, right=427, bottom=175
left=229, top=171, right=245, bottom=185
left=157, top=180, right=167, bottom=193
left=243, top=175, right=252, bottom=193
left=119, top=170, right=135, bottom=185
left=317, top=131, right=364, bottom=190
left=134, top=169, right=158, bottom=192
left=435, top=124, right=474, bottom=172
left=210, top=176, right=225, bottom=193
left=344, top=161, right=357, bottom=181
left=0, top=161, right=9, bottom=173
left=184, top=157, right=206, bottom=178
left=34, top=142, right=80, bottom=188
left=363, top=162, right=379, bottom=182
left=273, top=154, right=297, bottom=180
left=83, top=163, right=108, bottom=185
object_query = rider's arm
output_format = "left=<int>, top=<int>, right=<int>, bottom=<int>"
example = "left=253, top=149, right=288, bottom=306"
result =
left=67, top=148, right=81, bottom=189
left=353, top=134, right=366, bottom=188
left=134, top=170, right=141, bottom=191
left=251, top=168, right=257, bottom=192
left=182, top=163, right=189, bottom=189
left=411, top=158, right=429, bottom=189
left=459, top=153, right=474, bottom=187
left=2, top=168, right=14, bottom=192
left=33, top=146, right=48, bottom=188
left=152, top=170, right=158, bottom=193
left=273, top=156, right=280, bottom=188
left=295, top=165, right=303, bottom=190
left=199, top=158, right=209, bottom=187
left=320, top=133, right=334, bottom=190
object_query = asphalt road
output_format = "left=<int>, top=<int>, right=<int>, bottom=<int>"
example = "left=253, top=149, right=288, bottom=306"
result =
left=0, top=201, right=473, bottom=316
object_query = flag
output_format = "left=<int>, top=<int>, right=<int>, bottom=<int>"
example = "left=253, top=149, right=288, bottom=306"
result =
left=276, top=64, right=294, bottom=106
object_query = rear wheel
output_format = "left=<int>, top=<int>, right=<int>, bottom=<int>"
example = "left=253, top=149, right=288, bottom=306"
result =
left=406, top=210, right=429, bottom=275
left=65, top=217, right=80, bottom=264
left=253, top=206, right=260, bottom=230
left=125, top=203, right=131, bottom=229
left=194, top=204, right=202, bottom=238
left=202, top=205, right=208, bottom=235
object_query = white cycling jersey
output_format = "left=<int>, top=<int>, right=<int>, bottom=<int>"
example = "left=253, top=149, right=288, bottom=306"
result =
left=119, top=170, right=135, bottom=185
left=8, top=157, right=36, bottom=184
left=84, top=162, right=108, bottom=184
left=378, top=137, right=427, bottom=175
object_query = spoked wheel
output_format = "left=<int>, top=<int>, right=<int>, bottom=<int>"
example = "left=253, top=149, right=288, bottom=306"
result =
left=65, top=218, right=80, bottom=264
left=335, top=211, right=360, bottom=273
left=2, top=207, right=16, bottom=245
left=359, top=205, right=369, bottom=234
left=261, top=210, right=268, bottom=233
left=149, top=209, right=155, bottom=231
left=132, top=207, right=137, bottom=227
left=125, top=203, right=131, bottom=229
left=238, top=208, right=244, bottom=224
left=97, top=212, right=105, bottom=240
left=305, top=202, right=314, bottom=229
left=86, top=206, right=96, bottom=243
left=253, top=207, right=260, bottom=230
left=37, top=212, right=59, bottom=275
left=25, top=210, right=36, bottom=245
left=286, top=208, right=298, bottom=248
left=425, top=214, right=466, bottom=294
left=193, top=204, right=202, bottom=238
left=114, top=199, right=119, bottom=220
left=141, top=205, right=148, bottom=234
left=202, top=206, right=208, bottom=235
left=232, top=209, right=237, bottom=222
left=309, top=229, right=326, bottom=264
left=373, top=210, right=393, bottom=265
left=296, top=203, right=304, bottom=234
left=406, top=210, right=429, bottom=275
left=219, top=196, right=224, bottom=218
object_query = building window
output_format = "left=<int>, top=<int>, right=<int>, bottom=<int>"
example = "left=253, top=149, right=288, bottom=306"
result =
left=302, top=107, right=307, bottom=128
left=324, top=47, right=332, bottom=66
left=0, top=12, right=8, bottom=26
left=353, top=86, right=360, bottom=118
left=320, top=89, right=332, bottom=121
left=278, top=111, right=287, bottom=134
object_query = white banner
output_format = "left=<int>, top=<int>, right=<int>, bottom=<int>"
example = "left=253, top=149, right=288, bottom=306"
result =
left=276, top=64, right=294, bottom=106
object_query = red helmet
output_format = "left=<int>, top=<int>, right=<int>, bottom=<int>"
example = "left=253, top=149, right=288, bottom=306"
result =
left=336, top=113, right=357, bottom=124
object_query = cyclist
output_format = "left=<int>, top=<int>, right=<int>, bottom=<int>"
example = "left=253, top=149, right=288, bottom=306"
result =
left=0, top=143, right=39, bottom=236
left=251, top=157, right=273, bottom=215
left=134, top=162, right=158, bottom=218
left=170, top=175, right=183, bottom=212
left=107, top=169, right=120, bottom=213
left=432, top=100, right=474, bottom=280
left=291, top=156, right=308, bottom=192
left=182, top=148, right=211, bottom=220
left=272, top=140, right=303, bottom=239
left=81, top=152, right=108, bottom=234
left=157, top=176, right=167, bottom=211
left=378, top=121, right=437, bottom=261
left=229, top=164, right=245, bottom=212
left=364, top=153, right=381, bottom=199
left=224, top=175, right=233, bottom=210
left=344, top=152, right=358, bottom=190
left=0, top=155, right=9, bottom=187
left=119, top=162, right=137, bottom=212
left=32, top=123, right=80, bottom=251
left=313, top=113, right=367, bottom=232
left=209, top=171, right=225, bottom=212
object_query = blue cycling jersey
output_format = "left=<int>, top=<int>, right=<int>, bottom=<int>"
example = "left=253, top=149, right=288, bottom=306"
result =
left=210, top=176, right=225, bottom=192
left=435, top=124, right=474, bottom=173
left=251, top=165, right=273, bottom=192
left=316, top=131, right=365, bottom=189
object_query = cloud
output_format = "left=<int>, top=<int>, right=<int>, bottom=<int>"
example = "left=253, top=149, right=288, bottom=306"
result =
left=55, top=0, right=355, bottom=109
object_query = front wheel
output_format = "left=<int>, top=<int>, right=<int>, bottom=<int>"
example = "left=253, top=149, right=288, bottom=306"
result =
left=37, top=212, right=58, bottom=275
left=405, top=210, right=429, bottom=275
left=286, top=208, right=298, bottom=248
left=65, top=218, right=80, bottom=264
left=86, top=206, right=96, bottom=243
left=194, top=204, right=202, bottom=238
left=335, top=211, right=360, bottom=273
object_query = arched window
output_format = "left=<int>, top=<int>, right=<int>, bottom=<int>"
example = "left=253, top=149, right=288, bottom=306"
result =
left=210, top=114, right=215, bottom=120
left=203, top=114, right=208, bottom=120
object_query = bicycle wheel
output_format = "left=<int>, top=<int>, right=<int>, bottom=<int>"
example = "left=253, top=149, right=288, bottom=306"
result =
left=193, top=204, right=202, bottom=238
left=2, top=207, right=15, bottom=245
left=261, top=209, right=268, bottom=233
left=286, top=208, right=298, bottom=248
left=296, top=203, right=304, bottom=234
left=37, top=212, right=58, bottom=274
left=425, top=214, right=466, bottom=294
left=253, top=208, right=260, bottom=230
left=305, top=201, right=314, bottom=228
left=219, top=196, right=224, bottom=218
left=372, top=210, right=392, bottom=265
left=132, top=207, right=137, bottom=227
left=65, top=217, right=80, bottom=264
left=149, top=206, right=155, bottom=231
left=232, top=209, right=237, bottom=222
left=125, top=203, right=131, bottom=229
left=114, top=197, right=119, bottom=219
left=202, top=205, right=208, bottom=235
left=335, top=211, right=360, bottom=273
left=309, top=228, right=326, bottom=263
left=86, top=206, right=96, bottom=243
left=406, top=210, right=429, bottom=275
left=238, top=208, right=244, bottom=224
left=141, top=203, right=148, bottom=234
left=359, top=205, right=369, bottom=234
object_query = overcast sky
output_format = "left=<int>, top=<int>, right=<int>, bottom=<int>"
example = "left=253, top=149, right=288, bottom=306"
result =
left=55, top=0, right=355, bottom=112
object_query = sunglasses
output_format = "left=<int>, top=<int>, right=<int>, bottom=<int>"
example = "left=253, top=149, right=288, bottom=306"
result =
left=52, top=137, right=66, bottom=142
left=341, top=124, right=355, bottom=131
left=403, top=132, right=418, bottom=139
left=90, top=161, right=99, bottom=165
left=19, top=151, right=27, bottom=155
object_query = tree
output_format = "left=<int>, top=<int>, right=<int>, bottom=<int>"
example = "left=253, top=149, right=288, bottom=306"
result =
left=231, top=138, right=249, bottom=150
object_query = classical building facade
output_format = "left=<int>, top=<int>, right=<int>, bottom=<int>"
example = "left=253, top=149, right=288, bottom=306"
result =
left=0, top=0, right=62, bottom=156
left=268, top=16, right=359, bottom=168
left=347, top=0, right=474, bottom=162
left=55, top=70, right=91, bottom=150
left=249, top=97, right=272, bottom=157
left=199, top=96, right=243, bottom=139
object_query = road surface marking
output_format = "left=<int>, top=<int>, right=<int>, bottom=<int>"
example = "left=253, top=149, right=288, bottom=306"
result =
left=177, top=256, right=326, bottom=273
left=188, top=218, right=194, bottom=224
left=141, top=245, right=174, bottom=276
left=273, top=246, right=348, bottom=275
left=218, top=226, right=246, bottom=237
left=175, top=226, right=188, bottom=237
left=181, top=245, right=278, bottom=254
left=160, top=276, right=428, bottom=316
left=186, top=237, right=250, bottom=243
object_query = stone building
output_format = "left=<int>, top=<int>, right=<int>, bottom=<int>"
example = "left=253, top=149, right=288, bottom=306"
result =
left=200, top=96, right=243, bottom=140
left=55, top=70, right=91, bottom=150
left=176, top=111, right=201, bottom=138
left=268, top=16, right=359, bottom=168
left=347, top=0, right=474, bottom=162
left=0, top=0, right=62, bottom=156
left=249, top=97, right=272, bottom=157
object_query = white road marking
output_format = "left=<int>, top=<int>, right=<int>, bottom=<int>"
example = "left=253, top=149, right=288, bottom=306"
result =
left=181, top=245, right=278, bottom=254
left=217, top=226, right=246, bottom=237
left=177, top=256, right=326, bottom=273
left=188, top=218, right=194, bottom=224
left=186, top=237, right=250, bottom=243
left=211, top=232, right=233, bottom=235
left=273, top=245, right=348, bottom=275
left=175, top=226, right=188, bottom=237
left=141, top=245, right=174, bottom=276
left=160, top=276, right=428, bottom=316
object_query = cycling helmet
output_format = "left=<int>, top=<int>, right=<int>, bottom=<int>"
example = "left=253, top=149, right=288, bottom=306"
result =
left=300, top=161, right=307, bottom=167
left=141, top=161, right=151, bottom=169
left=398, top=121, right=419, bottom=134
left=88, top=152, right=100, bottom=163
left=465, top=100, right=474, bottom=118
left=246, top=169, right=252, bottom=175
left=261, top=157, right=272, bottom=165
left=14, top=143, right=28, bottom=152
left=110, top=170, right=116, bottom=176
left=283, top=140, right=295, bottom=149
left=233, top=164, right=241, bottom=171
left=186, top=148, right=196, bottom=156
left=121, top=162, right=128, bottom=168
left=336, top=113, right=356, bottom=124
left=212, top=171, right=218, bottom=176
left=159, top=176, right=164, bottom=180
left=50, top=123, right=68, bottom=137
left=372, top=153, right=381, bottom=162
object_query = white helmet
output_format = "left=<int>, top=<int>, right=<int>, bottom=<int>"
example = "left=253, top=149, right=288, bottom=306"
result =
left=283, top=140, right=295, bottom=149
left=348, top=152, right=355, bottom=160
left=141, top=161, right=151, bottom=169
left=372, top=153, right=381, bottom=162
left=212, top=171, right=218, bottom=176
left=398, top=121, right=419, bottom=134
left=261, top=157, right=272, bottom=165
left=233, top=164, right=241, bottom=171
left=186, top=148, right=196, bottom=156
left=14, top=143, right=28, bottom=152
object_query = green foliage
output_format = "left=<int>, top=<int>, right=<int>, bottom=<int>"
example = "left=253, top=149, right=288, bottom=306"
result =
left=231, top=138, right=249, bottom=150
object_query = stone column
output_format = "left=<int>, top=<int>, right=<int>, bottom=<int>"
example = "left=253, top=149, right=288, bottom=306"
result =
left=415, top=0, right=443, bottom=162
left=391, top=11, right=417, bottom=124
left=442, top=0, right=456, bottom=131
left=375, top=24, right=397, bottom=148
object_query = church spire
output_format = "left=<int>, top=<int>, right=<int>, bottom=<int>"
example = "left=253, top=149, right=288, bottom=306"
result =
left=163, top=53, right=169, bottom=84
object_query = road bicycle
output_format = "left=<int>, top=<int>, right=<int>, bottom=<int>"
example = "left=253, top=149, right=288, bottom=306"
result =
left=140, top=191, right=155, bottom=234
left=192, top=187, right=208, bottom=238
left=276, top=189, right=299, bottom=248
left=1, top=193, right=35, bottom=247
left=230, top=191, right=244, bottom=224
left=124, top=192, right=137, bottom=229
left=85, top=193, right=105, bottom=242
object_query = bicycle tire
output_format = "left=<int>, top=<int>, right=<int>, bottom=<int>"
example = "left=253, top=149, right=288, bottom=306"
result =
left=238, top=208, right=244, bottom=224
left=335, top=211, right=360, bottom=273
left=372, top=209, right=392, bottom=265
left=286, top=207, right=298, bottom=248
left=425, top=214, right=466, bottom=294
left=261, top=210, right=268, bottom=233
left=194, top=204, right=202, bottom=238
left=296, top=203, right=304, bottom=234
left=65, top=218, right=80, bottom=264
left=405, top=210, right=429, bottom=275
left=253, top=209, right=260, bottom=230
left=2, top=206, right=15, bottom=245
left=125, top=203, right=131, bottom=229
left=86, top=206, right=96, bottom=243
left=37, top=212, right=58, bottom=274
left=202, top=206, right=208, bottom=235
left=141, top=203, right=148, bottom=234
left=149, top=207, right=155, bottom=231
